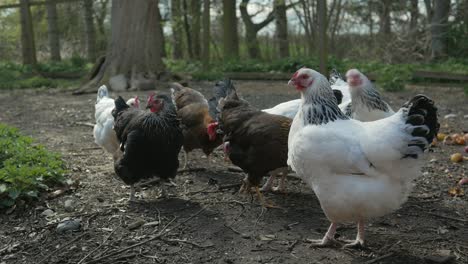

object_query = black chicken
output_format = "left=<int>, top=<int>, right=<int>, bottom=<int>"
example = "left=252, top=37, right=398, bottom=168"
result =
left=112, top=93, right=184, bottom=201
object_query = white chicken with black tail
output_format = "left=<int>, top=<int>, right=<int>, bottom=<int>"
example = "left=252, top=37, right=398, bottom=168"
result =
left=343, top=69, right=394, bottom=121
left=287, top=68, right=438, bottom=248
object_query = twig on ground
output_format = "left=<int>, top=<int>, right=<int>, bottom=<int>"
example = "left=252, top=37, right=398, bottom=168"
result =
left=363, top=252, right=395, bottom=264
left=74, top=122, right=95, bottom=128
left=287, top=240, right=299, bottom=251
left=86, top=208, right=205, bottom=264
left=81, top=147, right=102, bottom=151
left=426, top=212, right=467, bottom=223
left=218, top=183, right=242, bottom=190
left=254, top=206, right=267, bottom=228
left=224, top=224, right=243, bottom=235
left=178, top=167, right=206, bottom=173
left=77, top=226, right=120, bottom=264
left=37, top=233, right=89, bottom=264
left=162, top=238, right=214, bottom=248
left=227, top=166, right=243, bottom=173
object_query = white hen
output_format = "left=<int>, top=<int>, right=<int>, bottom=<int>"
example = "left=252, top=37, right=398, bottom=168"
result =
left=263, top=69, right=350, bottom=119
left=93, top=85, right=140, bottom=156
left=287, top=68, right=438, bottom=247
left=343, top=69, right=395, bottom=121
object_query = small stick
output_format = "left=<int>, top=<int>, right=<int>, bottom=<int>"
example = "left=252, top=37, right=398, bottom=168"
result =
left=77, top=227, right=120, bottom=264
left=162, top=238, right=214, bottom=248
left=218, top=183, right=242, bottom=190
left=75, top=122, right=95, bottom=128
left=227, top=166, right=243, bottom=173
left=363, top=252, right=395, bottom=264
left=86, top=208, right=205, bottom=264
left=426, top=212, right=468, bottom=223
left=37, top=233, right=88, bottom=264
left=178, top=167, right=206, bottom=173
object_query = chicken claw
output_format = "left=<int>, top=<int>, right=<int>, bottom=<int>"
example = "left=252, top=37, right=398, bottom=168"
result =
left=255, top=187, right=280, bottom=209
left=308, top=223, right=338, bottom=248
left=342, top=220, right=365, bottom=249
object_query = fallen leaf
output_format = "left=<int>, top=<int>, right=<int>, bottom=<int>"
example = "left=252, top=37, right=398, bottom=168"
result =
left=448, top=186, right=464, bottom=197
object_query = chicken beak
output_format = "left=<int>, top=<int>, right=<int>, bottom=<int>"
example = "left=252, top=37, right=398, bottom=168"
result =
left=288, top=79, right=296, bottom=86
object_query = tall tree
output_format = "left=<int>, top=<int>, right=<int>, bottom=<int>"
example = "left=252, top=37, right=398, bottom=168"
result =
left=171, top=0, right=184, bottom=59
left=77, top=0, right=165, bottom=93
left=182, top=0, right=193, bottom=58
left=239, top=0, right=275, bottom=59
left=430, top=0, right=451, bottom=60
left=275, top=0, right=289, bottom=58
left=317, top=0, right=327, bottom=75
left=94, top=0, right=110, bottom=53
left=377, top=0, right=392, bottom=35
left=409, top=0, right=419, bottom=32
left=156, top=3, right=167, bottom=58
left=83, top=0, right=97, bottom=61
left=19, top=0, right=37, bottom=65
left=202, top=0, right=210, bottom=68
left=46, top=0, right=61, bottom=61
left=222, top=0, right=239, bottom=60
left=191, top=0, right=201, bottom=59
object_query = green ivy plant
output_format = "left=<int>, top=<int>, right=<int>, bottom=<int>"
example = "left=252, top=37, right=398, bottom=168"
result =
left=0, top=123, right=67, bottom=208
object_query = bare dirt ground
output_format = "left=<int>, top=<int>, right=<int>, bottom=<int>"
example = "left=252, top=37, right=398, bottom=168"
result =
left=0, top=81, right=467, bottom=264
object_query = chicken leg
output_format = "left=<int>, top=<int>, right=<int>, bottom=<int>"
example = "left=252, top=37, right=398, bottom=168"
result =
left=239, top=177, right=279, bottom=208
left=308, top=222, right=338, bottom=247
left=181, top=150, right=189, bottom=169
left=342, top=220, right=365, bottom=248
left=261, top=167, right=288, bottom=193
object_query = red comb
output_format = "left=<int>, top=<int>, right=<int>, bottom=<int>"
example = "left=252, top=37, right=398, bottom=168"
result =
left=147, top=92, right=156, bottom=104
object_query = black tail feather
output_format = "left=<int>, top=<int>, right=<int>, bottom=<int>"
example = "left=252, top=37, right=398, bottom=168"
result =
left=112, top=96, right=130, bottom=118
left=404, top=94, right=439, bottom=153
left=332, top=89, right=343, bottom=105
left=208, top=79, right=237, bottom=119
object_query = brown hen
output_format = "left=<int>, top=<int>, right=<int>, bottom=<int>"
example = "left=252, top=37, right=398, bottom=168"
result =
left=170, top=83, right=223, bottom=169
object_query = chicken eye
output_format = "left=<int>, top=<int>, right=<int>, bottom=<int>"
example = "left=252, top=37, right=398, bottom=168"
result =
left=302, top=75, right=308, bottom=79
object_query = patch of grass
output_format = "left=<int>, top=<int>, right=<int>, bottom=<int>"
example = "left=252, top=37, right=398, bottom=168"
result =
left=0, top=59, right=88, bottom=90
left=0, top=123, right=67, bottom=208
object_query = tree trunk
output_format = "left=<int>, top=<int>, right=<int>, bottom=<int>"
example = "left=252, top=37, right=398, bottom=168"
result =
left=77, top=0, right=166, bottom=93
left=182, top=0, right=193, bottom=58
left=423, top=0, right=433, bottom=23
left=46, top=0, right=61, bottom=61
left=191, top=0, right=201, bottom=59
left=19, top=0, right=37, bottom=65
left=275, top=0, right=289, bottom=58
left=171, top=0, right=184, bottom=59
left=222, top=0, right=239, bottom=60
left=430, top=0, right=451, bottom=60
left=317, top=0, right=327, bottom=75
left=202, top=0, right=210, bottom=68
left=409, top=0, right=419, bottom=32
left=378, top=0, right=392, bottom=35
left=83, top=0, right=96, bottom=61
left=156, top=4, right=167, bottom=58
left=239, top=0, right=275, bottom=59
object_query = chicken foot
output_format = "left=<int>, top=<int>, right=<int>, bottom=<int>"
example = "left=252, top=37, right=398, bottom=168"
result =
left=308, top=222, right=339, bottom=247
left=239, top=177, right=279, bottom=208
left=342, top=220, right=365, bottom=248
left=308, top=220, right=365, bottom=248
left=261, top=167, right=289, bottom=193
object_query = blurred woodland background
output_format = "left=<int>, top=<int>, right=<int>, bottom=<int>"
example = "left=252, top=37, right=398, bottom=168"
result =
left=0, top=0, right=467, bottom=92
